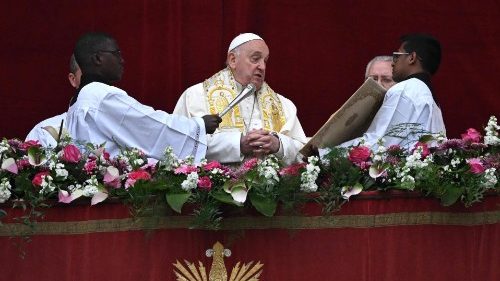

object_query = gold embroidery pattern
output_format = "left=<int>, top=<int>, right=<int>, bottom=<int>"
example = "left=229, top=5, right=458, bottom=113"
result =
left=203, top=68, right=285, bottom=133
left=2, top=210, right=499, bottom=236
left=173, top=242, right=263, bottom=281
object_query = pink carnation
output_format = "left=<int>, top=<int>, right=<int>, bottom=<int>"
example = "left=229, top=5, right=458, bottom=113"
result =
left=279, top=162, right=307, bottom=176
left=84, top=160, right=97, bottom=175
left=125, top=170, right=151, bottom=189
left=61, top=144, right=82, bottom=163
left=412, top=142, right=430, bottom=159
left=348, top=146, right=371, bottom=164
left=32, top=171, right=50, bottom=186
left=242, top=158, right=259, bottom=171
left=203, top=161, right=222, bottom=171
left=174, top=164, right=198, bottom=175
left=197, top=176, right=212, bottom=191
left=467, top=158, right=485, bottom=174
left=461, top=128, right=482, bottom=143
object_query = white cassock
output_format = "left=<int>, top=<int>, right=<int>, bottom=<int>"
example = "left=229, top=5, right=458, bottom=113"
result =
left=25, top=113, right=67, bottom=147
left=66, top=82, right=207, bottom=162
left=340, top=78, right=446, bottom=149
left=174, top=81, right=307, bottom=165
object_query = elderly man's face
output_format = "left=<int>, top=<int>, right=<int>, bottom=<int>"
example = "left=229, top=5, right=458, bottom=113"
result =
left=228, top=40, right=269, bottom=90
left=367, top=61, right=395, bottom=90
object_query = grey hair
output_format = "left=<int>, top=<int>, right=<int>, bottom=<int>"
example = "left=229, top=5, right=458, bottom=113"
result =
left=365, top=56, right=392, bottom=79
left=225, top=46, right=241, bottom=66
left=69, top=53, right=80, bottom=74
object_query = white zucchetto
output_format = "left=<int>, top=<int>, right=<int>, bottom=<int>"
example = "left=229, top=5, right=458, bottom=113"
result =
left=228, top=33, right=264, bottom=52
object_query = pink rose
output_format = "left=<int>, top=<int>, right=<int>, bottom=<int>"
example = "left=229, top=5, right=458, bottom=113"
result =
left=125, top=170, right=151, bottom=189
left=174, top=164, right=198, bottom=175
left=61, top=144, right=82, bottom=163
left=348, top=146, right=371, bottom=164
left=279, top=163, right=307, bottom=176
left=412, top=142, right=430, bottom=159
left=461, top=128, right=482, bottom=143
left=467, top=158, right=485, bottom=174
left=32, top=171, right=50, bottom=186
left=203, top=161, right=222, bottom=171
left=197, top=176, right=212, bottom=191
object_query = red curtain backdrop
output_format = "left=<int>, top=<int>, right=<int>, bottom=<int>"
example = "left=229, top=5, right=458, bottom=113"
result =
left=1, top=0, right=499, bottom=139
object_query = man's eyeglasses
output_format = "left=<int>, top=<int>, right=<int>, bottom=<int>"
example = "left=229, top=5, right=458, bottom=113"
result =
left=392, top=52, right=409, bottom=62
left=97, top=49, right=122, bottom=58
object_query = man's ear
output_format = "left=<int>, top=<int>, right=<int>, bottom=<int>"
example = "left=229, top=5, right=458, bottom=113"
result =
left=68, top=73, right=77, bottom=88
left=227, top=52, right=237, bottom=69
left=408, top=51, right=417, bottom=65
left=90, top=53, right=102, bottom=66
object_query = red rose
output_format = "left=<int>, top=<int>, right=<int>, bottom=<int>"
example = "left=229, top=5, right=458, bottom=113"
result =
left=461, top=128, right=482, bottom=143
left=348, top=146, right=371, bottom=164
left=61, top=144, right=82, bottom=163
left=32, top=171, right=50, bottom=186
left=279, top=163, right=307, bottom=176
left=197, top=176, right=212, bottom=191
left=125, top=170, right=151, bottom=188
left=412, top=142, right=430, bottom=159
left=19, top=140, right=41, bottom=151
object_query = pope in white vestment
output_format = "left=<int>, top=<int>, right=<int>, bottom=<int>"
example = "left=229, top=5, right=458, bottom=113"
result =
left=174, top=71, right=307, bottom=165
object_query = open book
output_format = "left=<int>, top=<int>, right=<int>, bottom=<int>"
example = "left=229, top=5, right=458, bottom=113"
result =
left=300, top=78, right=386, bottom=157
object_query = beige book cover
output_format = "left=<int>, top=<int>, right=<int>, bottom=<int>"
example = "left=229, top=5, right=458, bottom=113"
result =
left=300, top=78, right=387, bottom=157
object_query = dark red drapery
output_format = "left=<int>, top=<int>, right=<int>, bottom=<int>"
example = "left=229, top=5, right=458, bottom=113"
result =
left=0, top=0, right=499, bottom=139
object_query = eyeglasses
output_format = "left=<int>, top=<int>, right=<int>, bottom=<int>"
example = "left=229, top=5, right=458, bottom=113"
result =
left=392, top=52, right=410, bottom=62
left=97, top=49, right=122, bottom=58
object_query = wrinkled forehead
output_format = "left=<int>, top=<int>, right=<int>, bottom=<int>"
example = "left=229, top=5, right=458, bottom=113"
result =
left=369, top=61, right=392, bottom=75
left=239, top=40, right=269, bottom=57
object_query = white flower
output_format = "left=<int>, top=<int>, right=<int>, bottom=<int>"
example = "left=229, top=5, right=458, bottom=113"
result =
left=482, top=168, right=498, bottom=188
left=83, top=175, right=99, bottom=197
left=484, top=116, right=500, bottom=145
left=0, top=177, right=12, bottom=203
left=451, top=158, right=461, bottom=168
left=162, top=147, right=179, bottom=171
left=133, top=158, right=144, bottom=166
left=300, top=156, right=320, bottom=192
left=257, top=156, right=280, bottom=186
left=40, top=175, right=56, bottom=195
left=0, top=139, right=10, bottom=154
left=181, top=172, right=198, bottom=191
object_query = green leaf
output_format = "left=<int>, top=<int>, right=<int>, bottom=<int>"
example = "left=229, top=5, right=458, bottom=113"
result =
left=211, top=190, right=242, bottom=206
left=418, top=134, right=434, bottom=143
left=440, top=186, right=463, bottom=206
left=165, top=192, right=191, bottom=213
left=249, top=192, right=277, bottom=217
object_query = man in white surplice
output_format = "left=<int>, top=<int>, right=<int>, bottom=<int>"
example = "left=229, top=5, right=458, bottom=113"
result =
left=174, top=33, right=307, bottom=165
left=340, top=33, right=446, bottom=149
left=66, top=32, right=221, bottom=163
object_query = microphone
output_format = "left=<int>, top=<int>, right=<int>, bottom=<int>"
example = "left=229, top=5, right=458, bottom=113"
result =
left=218, top=83, right=256, bottom=117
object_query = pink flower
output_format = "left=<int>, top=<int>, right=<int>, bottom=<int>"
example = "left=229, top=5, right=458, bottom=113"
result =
left=348, top=146, right=371, bottom=164
left=467, top=158, right=485, bottom=174
left=84, top=160, right=97, bottom=175
left=61, top=144, right=82, bottom=163
left=16, top=158, right=31, bottom=170
left=279, top=162, right=306, bottom=176
left=203, top=161, right=222, bottom=171
left=197, top=176, right=213, bottom=191
left=125, top=170, right=151, bottom=189
left=103, top=166, right=121, bottom=188
left=58, top=190, right=73, bottom=203
left=32, top=171, right=50, bottom=186
left=412, top=142, right=430, bottom=159
left=461, top=128, right=482, bottom=143
left=174, top=164, right=198, bottom=175
left=19, top=140, right=41, bottom=151
left=242, top=158, right=259, bottom=171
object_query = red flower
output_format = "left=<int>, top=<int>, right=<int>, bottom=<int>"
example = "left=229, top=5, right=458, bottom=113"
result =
left=174, top=164, right=198, bottom=175
left=467, top=158, right=485, bottom=174
left=61, top=144, right=82, bottom=163
left=348, top=146, right=371, bottom=164
left=242, top=158, right=259, bottom=171
left=461, top=128, right=482, bottom=143
left=125, top=170, right=151, bottom=189
left=197, top=176, right=212, bottom=191
left=412, top=142, right=430, bottom=159
left=32, top=171, right=50, bottom=186
left=279, top=162, right=306, bottom=176
left=203, top=161, right=222, bottom=171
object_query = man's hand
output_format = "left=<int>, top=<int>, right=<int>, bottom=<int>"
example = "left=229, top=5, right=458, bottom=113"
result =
left=202, top=114, right=222, bottom=134
left=240, top=129, right=280, bottom=157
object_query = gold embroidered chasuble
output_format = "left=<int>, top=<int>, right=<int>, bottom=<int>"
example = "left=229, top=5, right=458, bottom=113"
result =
left=203, top=68, right=286, bottom=134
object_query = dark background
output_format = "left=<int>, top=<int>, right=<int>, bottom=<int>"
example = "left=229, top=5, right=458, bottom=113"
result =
left=1, top=0, right=499, bottom=139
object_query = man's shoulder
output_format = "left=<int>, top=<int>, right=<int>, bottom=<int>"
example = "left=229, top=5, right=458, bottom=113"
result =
left=183, top=82, right=204, bottom=95
left=81, top=82, right=127, bottom=95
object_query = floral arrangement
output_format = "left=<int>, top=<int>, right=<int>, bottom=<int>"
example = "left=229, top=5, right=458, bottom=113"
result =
left=0, top=116, right=499, bottom=229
